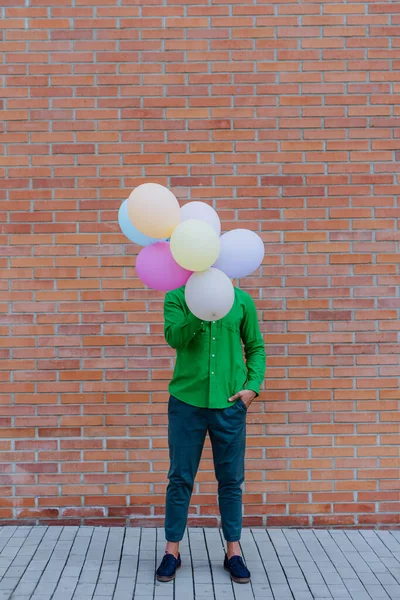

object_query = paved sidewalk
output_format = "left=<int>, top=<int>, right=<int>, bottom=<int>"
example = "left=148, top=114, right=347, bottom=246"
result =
left=1, top=527, right=400, bottom=600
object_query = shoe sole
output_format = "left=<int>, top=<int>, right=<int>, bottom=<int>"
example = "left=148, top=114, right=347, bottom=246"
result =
left=224, top=566, right=251, bottom=584
left=156, top=563, right=181, bottom=583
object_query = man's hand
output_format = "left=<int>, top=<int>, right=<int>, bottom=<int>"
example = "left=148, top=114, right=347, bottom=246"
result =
left=228, top=389, right=257, bottom=409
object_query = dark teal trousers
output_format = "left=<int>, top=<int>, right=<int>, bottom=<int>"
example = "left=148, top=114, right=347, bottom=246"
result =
left=165, top=395, right=247, bottom=542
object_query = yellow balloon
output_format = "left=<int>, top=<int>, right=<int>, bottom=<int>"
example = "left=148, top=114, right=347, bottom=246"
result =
left=170, top=219, right=221, bottom=272
left=127, top=183, right=180, bottom=239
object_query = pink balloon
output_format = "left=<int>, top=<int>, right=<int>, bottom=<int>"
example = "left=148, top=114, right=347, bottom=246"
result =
left=136, top=241, right=192, bottom=292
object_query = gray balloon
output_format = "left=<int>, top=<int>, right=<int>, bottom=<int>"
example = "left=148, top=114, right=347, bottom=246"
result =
left=185, top=268, right=234, bottom=321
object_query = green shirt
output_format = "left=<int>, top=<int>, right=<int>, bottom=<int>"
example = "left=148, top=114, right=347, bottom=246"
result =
left=164, top=286, right=266, bottom=409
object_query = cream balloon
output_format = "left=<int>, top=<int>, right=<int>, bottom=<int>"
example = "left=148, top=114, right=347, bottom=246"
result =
left=180, top=201, right=221, bottom=236
left=127, top=183, right=180, bottom=239
left=170, top=219, right=220, bottom=272
left=185, top=268, right=235, bottom=321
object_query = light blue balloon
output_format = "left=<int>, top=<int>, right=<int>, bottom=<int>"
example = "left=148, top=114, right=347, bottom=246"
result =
left=118, top=199, right=161, bottom=246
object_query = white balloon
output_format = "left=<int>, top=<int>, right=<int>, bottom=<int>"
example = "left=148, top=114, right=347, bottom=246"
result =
left=185, top=268, right=234, bottom=321
left=214, top=229, right=265, bottom=279
left=180, top=201, right=221, bottom=236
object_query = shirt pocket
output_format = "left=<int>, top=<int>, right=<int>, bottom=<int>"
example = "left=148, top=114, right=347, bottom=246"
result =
left=221, top=314, right=240, bottom=333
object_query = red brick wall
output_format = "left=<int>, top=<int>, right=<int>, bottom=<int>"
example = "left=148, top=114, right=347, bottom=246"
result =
left=1, top=0, right=399, bottom=527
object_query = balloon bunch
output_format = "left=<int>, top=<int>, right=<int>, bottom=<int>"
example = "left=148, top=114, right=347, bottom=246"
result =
left=118, top=183, right=265, bottom=321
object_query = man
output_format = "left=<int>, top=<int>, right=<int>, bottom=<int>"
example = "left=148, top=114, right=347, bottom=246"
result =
left=156, top=285, right=266, bottom=584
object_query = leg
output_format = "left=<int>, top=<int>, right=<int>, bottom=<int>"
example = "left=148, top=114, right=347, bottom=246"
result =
left=165, top=396, right=208, bottom=545
left=208, top=401, right=246, bottom=551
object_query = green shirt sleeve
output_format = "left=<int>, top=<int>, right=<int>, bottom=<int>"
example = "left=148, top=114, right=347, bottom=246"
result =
left=164, top=291, right=204, bottom=350
left=240, top=294, right=266, bottom=396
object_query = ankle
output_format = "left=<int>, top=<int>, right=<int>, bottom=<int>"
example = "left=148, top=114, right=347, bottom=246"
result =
left=226, top=542, right=241, bottom=559
left=165, top=541, right=179, bottom=559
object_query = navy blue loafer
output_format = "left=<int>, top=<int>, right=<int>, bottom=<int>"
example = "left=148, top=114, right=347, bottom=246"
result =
left=156, top=552, right=181, bottom=582
left=224, top=553, right=251, bottom=584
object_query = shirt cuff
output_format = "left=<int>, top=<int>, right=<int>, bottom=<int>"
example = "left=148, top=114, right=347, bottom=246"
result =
left=244, top=380, right=261, bottom=397
left=187, top=313, right=204, bottom=338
